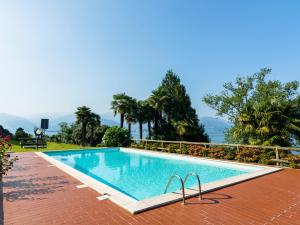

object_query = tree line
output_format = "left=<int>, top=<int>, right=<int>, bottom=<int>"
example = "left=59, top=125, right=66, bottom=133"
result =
left=111, top=70, right=209, bottom=142
left=2, top=68, right=299, bottom=148
left=51, top=106, right=109, bottom=146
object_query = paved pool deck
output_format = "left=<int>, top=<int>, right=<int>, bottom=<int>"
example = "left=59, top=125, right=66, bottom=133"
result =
left=2, top=152, right=300, bottom=225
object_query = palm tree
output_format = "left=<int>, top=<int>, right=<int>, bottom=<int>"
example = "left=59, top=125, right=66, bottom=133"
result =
left=75, top=106, right=92, bottom=146
left=134, top=100, right=147, bottom=140
left=148, top=90, right=169, bottom=137
left=87, top=113, right=101, bottom=146
left=125, top=99, right=137, bottom=138
left=172, top=120, right=189, bottom=140
left=143, top=101, right=155, bottom=139
left=111, top=93, right=132, bottom=128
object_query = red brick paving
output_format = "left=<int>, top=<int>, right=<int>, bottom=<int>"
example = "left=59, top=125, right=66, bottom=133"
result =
left=2, top=152, right=300, bottom=225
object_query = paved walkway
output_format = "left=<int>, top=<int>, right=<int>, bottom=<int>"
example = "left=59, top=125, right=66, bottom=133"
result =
left=2, top=152, right=300, bottom=225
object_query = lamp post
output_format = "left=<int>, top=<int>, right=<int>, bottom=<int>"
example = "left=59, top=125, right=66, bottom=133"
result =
left=35, top=128, right=42, bottom=150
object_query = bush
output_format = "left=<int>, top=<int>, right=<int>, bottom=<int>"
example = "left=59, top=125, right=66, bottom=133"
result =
left=145, top=142, right=152, bottom=150
left=0, top=134, right=18, bottom=179
left=236, top=147, right=261, bottom=163
left=188, top=145, right=209, bottom=157
left=167, top=144, right=179, bottom=153
left=14, top=127, right=31, bottom=140
left=258, top=149, right=275, bottom=165
left=102, top=126, right=130, bottom=147
left=96, top=143, right=106, bottom=147
left=181, top=144, right=189, bottom=154
left=130, top=142, right=145, bottom=149
left=208, top=147, right=227, bottom=159
left=223, top=147, right=236, bottom=160
left=285, top=155, right=300, bottom=169
left=150, top=142, right=159, bottom=151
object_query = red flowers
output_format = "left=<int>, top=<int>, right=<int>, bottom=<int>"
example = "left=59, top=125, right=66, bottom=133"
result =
left=4, top=135, right=11, bottom=143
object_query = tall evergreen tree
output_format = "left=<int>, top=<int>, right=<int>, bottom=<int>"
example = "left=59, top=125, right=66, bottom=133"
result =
left=150, top=70, right=209, bottom=141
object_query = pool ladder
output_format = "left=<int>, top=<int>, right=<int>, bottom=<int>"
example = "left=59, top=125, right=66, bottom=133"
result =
left=164, top=172, right=202, bottom=205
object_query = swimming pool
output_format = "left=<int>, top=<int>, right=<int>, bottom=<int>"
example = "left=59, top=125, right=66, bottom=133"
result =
left=39, top=148, right=281, bottom=213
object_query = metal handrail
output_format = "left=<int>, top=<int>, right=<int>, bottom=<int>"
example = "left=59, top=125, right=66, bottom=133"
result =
left=182, top=172, right=202, bottom=200
left=164, top=174, right=186, bottom=205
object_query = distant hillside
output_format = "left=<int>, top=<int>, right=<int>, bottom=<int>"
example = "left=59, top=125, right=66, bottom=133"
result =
left=28, top=113, right=119, bottom=133
left=0, top=112, right=118, bottom=134
left=200, top=117, right=231, bottom=143
left=27, top=113, right=76, bottom=133
left=0, top=113, right=37, bottom=133
left=0, top=112, right=230, bottom=143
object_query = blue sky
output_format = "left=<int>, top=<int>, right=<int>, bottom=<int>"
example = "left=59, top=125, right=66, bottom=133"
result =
left=1, top=0, right=300, bottom=118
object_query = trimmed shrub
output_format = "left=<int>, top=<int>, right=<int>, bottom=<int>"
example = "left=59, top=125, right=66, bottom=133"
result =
left=188, top=145, right=209, bottom=157
left=223, top=147, right=236, bottom=160
left=127, top=139, right=300, bottom=169
left=143, top=142, right=159, bottom=151
left=208, top=147, right=227, bottom=159
left=258, top=149, right=275, bottom=165
left=181, top=144, right=189, bottom=154
left=236, top=147, right=261, bottom=163
left=285, top=155, right=300, bottom=169
left=102, top=126, right=130, bottom=147
left=96, top=143, right=106, bottom=147
left=168, top=144, right=179, bottom=153
left=150, top=142, right=159, bottom=151
left=145, top=142, right=152, bottom=150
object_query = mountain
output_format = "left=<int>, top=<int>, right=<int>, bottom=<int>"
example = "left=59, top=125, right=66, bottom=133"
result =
left=27, top=113, right=76, bottom=133
left=0, top=112, right=119, bottom=134
left=0, top=112, right=230, bottom=143
left=0, top=113, right=37, bottom=133
left=200, top=117, right=231, bottom=143
left=29, top=112, right=119, bottom=133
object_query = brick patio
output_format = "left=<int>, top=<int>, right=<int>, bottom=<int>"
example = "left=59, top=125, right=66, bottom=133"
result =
left=2, top=152, right=300, bottom=225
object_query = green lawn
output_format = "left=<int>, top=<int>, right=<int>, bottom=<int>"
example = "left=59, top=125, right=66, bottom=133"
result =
left=10, top=140, right=95, bottom=152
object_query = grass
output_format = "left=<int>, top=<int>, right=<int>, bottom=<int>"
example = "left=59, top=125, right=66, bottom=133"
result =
left=9, top=140, right=94, bottom=153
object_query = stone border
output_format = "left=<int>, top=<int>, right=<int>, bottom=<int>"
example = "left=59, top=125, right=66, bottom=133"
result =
left=36, top=148, right=282, bottom=214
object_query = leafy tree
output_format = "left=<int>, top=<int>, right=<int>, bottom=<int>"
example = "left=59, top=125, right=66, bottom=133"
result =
left=14, top=127, right=31, bottom=140
left=204, top=68, right=300, bottom=146
left=102, top=126, right=130, bottom=147
left=111, top=93, right=133, bottom=128
left=57, top=122, right=73, bottom=143
left=75, top=106, right=92, bottom=146
left=71, top=123, right=83, bottom=145
left=0, top=125, right=12, bottom=139
left=54, top=110, right=105, bottom=147
left=93, top=125, right=110, bottom=145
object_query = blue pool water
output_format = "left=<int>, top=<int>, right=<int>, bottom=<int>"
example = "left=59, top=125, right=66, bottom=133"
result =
left=45, top=148, right=260, bottom=200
